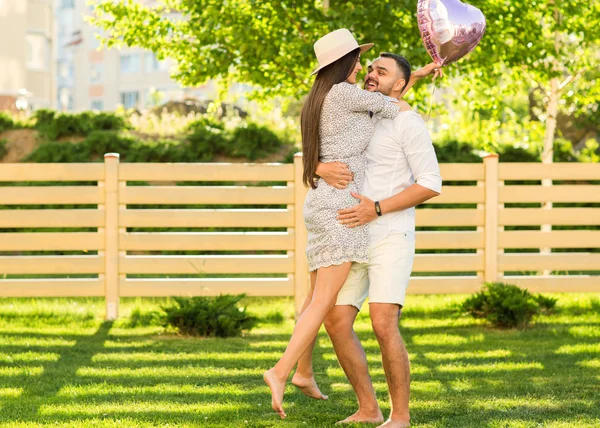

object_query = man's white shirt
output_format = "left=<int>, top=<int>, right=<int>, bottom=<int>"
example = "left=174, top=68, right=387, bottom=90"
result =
left=363, top=110, right=442, bottom=244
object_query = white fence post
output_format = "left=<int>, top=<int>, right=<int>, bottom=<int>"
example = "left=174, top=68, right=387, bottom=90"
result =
left=104, top=153, right=120, bottom=320
left=484, top=155, right=499, bottom=283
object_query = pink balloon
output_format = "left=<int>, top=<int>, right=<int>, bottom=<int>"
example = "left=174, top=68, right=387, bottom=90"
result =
left=417, top=0, right=486, bottom=66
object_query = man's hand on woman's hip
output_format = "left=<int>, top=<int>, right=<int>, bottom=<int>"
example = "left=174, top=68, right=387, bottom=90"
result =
left=337, top=192, right=378, bottom=228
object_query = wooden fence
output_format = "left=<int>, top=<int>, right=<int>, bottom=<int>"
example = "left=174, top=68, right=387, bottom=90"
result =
left=0, top=154, right=599, bottom=319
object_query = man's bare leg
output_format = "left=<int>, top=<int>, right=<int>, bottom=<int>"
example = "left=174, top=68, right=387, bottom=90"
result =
left=370, top=303, right=410, bottom=428
left=324, top=306, right=383, bottom=424
left=292, top=271, right=328, bottom=400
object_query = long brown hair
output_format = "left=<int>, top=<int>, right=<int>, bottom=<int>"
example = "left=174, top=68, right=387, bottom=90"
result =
left=301, top=48, right=361, bottom=189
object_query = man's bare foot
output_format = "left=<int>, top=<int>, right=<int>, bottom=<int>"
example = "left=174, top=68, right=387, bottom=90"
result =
left=291, top=373, right=328, bottom=400
left=335, top=410, right=384, bottom=425
left=263, top=369, right=287, bottom=419
left=377, top=418, right=410, bottom=428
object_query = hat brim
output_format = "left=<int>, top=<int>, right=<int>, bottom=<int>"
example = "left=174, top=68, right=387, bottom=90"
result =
left=310, top=43, right=374, bottom=76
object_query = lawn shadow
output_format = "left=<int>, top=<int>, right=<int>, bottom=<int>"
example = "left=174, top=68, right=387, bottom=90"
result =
left=0, top=321, right=113, bottom=423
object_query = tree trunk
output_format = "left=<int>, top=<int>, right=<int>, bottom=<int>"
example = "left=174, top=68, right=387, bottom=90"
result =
left=541, top=77, right=560, bottom=275
left=542, top=78, right=560, bottom=164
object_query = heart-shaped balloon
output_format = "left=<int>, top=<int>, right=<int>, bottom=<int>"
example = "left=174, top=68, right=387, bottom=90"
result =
left=417, top=0, right=486, bottom=66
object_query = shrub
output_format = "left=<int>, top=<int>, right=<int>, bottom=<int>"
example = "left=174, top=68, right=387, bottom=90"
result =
left=32, top=108, right=55, bottom=129
left=534, top=294, right=558, bottom=314
left=185, top=121, right=229, bottom=162
left=434, top=139, right=482, bottom=163
left=188, top=117, right=225, bottom=133
left=0, top=112, right=15, bottom=133
left=0, top=138, right=7, bottom=159
left=162, top=295, right=257, bottom=337
left=23, top=140, right=89, bottom=163
left=84, top=130, right=137, bottom=158
left=90, top=112, right=128, bottom=132
left=497, top=145, right=539, bottom=162
left=229, top=122, right=284, bottom=160
left=125, top=139, right=186, bottom=163
left=460, top=282, right=557, bottom=328
left=34, top=109, right=127, bottom=140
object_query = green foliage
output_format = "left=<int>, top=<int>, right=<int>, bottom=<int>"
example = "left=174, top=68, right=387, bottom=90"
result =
left=161, top=295, right=257, bottom=337
left=496, top=145, right=539, bottom=163
left=188, top=117, right=226, bottom=133
left=125, top=307, right=164, bottom=328
left=23, top=141, right=89, bottom=163
left=433, top=140, right=482, bottom=163
left=88, top=0, right=600, bottom=160
left=433, top=136, right=595, bottom=163
left=260, top=309, right=285, bottom=325
left=25, top=110, right=293, bottom=164
left=0, top=138, right=7, bottom=159
left=229, top=123, right=284, bottom=160
left=185, top=120, right=229, bottom=162
left=534, top=294, right=559, bottom=314
left=461, top=282, right=558, bottom=329
left=578, top=139, right=600, bottom=163
left=89, top=111, right=128, bottom=132
left=84, top=130, right=137, bottom=158
left=0, top=112, right=15, bottom=133
left=33, top=109, right=127, bottom=140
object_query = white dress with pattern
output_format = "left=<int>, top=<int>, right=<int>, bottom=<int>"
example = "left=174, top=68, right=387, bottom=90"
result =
left=304, top=82, right=399, bottom=271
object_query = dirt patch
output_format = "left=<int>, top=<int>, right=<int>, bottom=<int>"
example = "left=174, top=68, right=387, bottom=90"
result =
left=0, top=129, right=39, bottom=163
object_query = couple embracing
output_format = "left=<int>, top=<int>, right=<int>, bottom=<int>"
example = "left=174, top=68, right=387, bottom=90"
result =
left=264, top=28, right=443, bottom=427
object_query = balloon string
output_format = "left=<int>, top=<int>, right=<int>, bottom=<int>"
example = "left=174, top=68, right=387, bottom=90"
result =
left=426, top=82, right=436, bottom=123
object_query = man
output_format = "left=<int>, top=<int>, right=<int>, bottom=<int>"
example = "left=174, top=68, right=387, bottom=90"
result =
left=315, top=53, right=442, bottom=427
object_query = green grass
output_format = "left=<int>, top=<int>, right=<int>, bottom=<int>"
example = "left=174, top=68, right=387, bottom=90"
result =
left=0, top=294, right=599, bottom=427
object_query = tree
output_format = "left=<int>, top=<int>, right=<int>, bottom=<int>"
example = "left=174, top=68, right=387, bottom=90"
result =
left=89, top=0, right=600, bottom=158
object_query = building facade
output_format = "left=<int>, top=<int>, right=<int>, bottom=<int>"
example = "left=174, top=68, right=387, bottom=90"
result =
left=56, top=0, right=217, bottom=112
left=0, top=0, right=55, bottom=112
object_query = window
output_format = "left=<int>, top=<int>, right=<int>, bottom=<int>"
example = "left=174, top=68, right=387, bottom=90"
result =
left=59, top=88, right=72, bottom=111
left=121, top=91, right=139, bottom=109
left=91, top=99, right=104, bottom=111
left=120, top=54, right=141, bottom=73
left=90, top=64, right=103, bottom=83
left=144, top=52, right=168, bottom=72
left=61, top=0, right=75, bottom=8
left=26, top=33, right=50, bottom=71
left=58, top=62, right=70, bottom=79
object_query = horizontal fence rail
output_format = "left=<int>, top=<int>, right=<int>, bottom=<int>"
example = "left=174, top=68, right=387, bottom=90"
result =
left=0, top=154, right=598, bottom=319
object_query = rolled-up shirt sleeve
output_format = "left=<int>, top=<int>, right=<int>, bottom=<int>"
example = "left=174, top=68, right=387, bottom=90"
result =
left=399, top=113, right=442, bottom=194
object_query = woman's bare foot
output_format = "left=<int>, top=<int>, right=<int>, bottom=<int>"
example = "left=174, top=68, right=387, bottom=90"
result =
left=336, top=410, right=384, bottom=425
left=291, top=373, right=328, bottom=400
left=263, top=369, right=287, bottom=419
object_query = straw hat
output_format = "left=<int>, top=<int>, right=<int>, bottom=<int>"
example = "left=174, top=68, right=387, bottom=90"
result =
left=310, top=28, right=374, bottom=76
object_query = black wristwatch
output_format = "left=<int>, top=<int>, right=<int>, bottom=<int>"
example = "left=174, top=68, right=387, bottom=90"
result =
left=374, top=201, right=382, bottom=217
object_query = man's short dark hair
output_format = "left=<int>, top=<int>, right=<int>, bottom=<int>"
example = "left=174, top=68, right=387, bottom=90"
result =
left=380, top=52, right=411, bottom=90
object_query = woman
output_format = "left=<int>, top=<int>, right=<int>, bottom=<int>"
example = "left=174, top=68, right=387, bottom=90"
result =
left=264, top=29, right=404, bottom=419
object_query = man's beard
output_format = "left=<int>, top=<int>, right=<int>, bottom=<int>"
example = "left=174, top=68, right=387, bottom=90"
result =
left=364, top=79, right=393, bottom=96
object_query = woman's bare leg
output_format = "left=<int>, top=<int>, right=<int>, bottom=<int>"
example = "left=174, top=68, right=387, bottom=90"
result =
left=264, top=262, right=352, bottom=418
left=292, top=271, right=328, bottom=400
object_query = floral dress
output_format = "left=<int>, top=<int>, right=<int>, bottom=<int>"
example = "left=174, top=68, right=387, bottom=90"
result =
left=304, top=82, right=399, bottom=271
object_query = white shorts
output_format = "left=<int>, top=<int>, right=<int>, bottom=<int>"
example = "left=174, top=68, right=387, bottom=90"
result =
left=335, top=230, right=416, bottom=310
